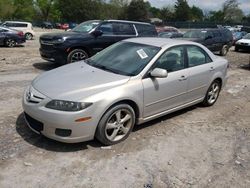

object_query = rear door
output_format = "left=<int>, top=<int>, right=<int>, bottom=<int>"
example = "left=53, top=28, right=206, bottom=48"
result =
left=185, top=45, right=214, bottom=102
left=142, top=46, right=189, bottom=118
left=204, top=31, right=216, bottom=51
left=91, top=22, right=136, bottom=53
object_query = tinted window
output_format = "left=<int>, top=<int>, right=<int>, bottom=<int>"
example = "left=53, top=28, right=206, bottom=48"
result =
left=155, top=46, right=185, bottom=72
left=98, top=23, right=113, bottom=35
left=184, top=30, right=206, bottom=39
left=113, top=23, right=135, bottom=35
left=15, top=23, right=28, bottom=27
left=187, top=46, right=212, bottom=67
left=135, top=24, right=157, bottom=36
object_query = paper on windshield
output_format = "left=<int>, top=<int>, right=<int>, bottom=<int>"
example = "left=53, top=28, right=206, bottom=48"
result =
left=136, top=49, right=148, bottom=59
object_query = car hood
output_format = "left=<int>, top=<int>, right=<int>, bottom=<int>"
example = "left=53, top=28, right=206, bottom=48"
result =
left=32, top=62, right=130, bottom=101
left=237, top=39, right=250, bottom=43
left=40, top=31, right=91, bottom=40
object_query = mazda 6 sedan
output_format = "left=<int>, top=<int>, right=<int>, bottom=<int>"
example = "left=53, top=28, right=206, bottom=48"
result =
left=23, top=38, right=228, bottom=145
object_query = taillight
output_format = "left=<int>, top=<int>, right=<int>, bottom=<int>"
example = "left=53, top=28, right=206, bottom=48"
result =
left=18, top=31, right=24, bottom=37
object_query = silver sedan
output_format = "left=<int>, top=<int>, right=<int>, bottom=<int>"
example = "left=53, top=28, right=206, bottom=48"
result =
left=22, top=38, right=228, bottom=145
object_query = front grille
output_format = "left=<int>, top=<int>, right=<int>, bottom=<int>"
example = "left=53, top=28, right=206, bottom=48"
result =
left=41, top=43, right=54, bottom=51
left=24, top=112, right=44, bottom=132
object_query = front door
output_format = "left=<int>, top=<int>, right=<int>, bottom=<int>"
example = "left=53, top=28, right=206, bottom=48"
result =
left=142, top=46, right=188, bottom=118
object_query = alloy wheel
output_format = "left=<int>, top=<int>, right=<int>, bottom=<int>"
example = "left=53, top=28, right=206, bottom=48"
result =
left=70, top=51, right=87, bottom=63
left=105, top=109, right=133, bottom=142
left=5, top=39, right=16, bottom=47
left=207, top=82, right=220, bottom=105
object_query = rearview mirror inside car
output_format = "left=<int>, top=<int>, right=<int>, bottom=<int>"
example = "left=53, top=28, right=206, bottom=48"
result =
left=150, top=68, right=168, bottom=78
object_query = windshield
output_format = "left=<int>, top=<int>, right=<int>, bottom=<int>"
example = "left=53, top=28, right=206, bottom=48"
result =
left=183, top=30, right=206, bottom=39
left=243, top=33, right=250, bottom=39
left=72, top=20, right=100, bottom=33
left=86, top=42, right=160, bottom=76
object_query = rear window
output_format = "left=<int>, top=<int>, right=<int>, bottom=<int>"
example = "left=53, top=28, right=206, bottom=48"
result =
left=135, top=24, right=157, bottom=36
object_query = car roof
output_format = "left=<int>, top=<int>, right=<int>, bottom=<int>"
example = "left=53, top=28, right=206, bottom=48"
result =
left=4, top=21, right=31, bottom=24
left=124, top=37, right=199, bottom=48
left=105, top=20, right=151, bottom=25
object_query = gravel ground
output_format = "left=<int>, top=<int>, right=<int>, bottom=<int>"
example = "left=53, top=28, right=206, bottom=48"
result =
left=0, top=30, right=250, bottom=187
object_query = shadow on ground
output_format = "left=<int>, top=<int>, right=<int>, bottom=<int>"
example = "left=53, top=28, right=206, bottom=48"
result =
left=33, top=62, right=60, bottom=71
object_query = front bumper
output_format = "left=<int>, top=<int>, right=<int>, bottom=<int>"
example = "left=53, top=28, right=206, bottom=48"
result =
left=39, top=44, right=67, bottom=64
left=22, top=87, right=99, bottom=143
left=235, top=44, right=250, bottom=51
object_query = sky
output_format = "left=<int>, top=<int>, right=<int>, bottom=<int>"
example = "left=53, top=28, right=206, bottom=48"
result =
left=147, top=0, right=250, bottom=15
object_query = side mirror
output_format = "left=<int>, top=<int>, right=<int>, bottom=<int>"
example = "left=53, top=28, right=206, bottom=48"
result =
left=91, top=30, right=103, bottom=37
left=150, top=68, right=168, bottom=78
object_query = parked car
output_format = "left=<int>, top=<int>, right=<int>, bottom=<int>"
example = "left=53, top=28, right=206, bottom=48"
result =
left=156, top=26, right=180, bottom=33
left=1, top=21, right=35, bottom=40
left=0, top=26, right=26, bottom=47
left=54, top=22, right=62, bottom=29
left=60, top=23, right=69, bottom=30
left=182, top=29, right=233, bottom=56
left=232, top=31, right=244, bottom=45
left=39, top=20, right=158, bottom=64
left=23, top=38, right=228, bottom=145
left=41, top=21, right=53, bottom=29
left=158, top=32, right=183, bottom=38
left=69, top=22, right=78, bottom=29
left=235, top=33, right=250, bottom=52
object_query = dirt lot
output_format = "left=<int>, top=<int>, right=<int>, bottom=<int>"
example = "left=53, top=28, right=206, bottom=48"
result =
left=0, top=30, right=250, bottom=187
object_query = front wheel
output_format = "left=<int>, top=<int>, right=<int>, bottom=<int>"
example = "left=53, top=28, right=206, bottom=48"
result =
left=67, top=49, right=88, bottom=63
left=5, top=38, right=16, bottom=47
left=203, top=80, right=221, bottom=106
left=95, top=104, right=135, bottom=145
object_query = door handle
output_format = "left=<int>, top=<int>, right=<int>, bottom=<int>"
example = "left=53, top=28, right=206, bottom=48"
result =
left=210, top=67, right=215, bottom=71
left=178, top=75, right=187, bottom=81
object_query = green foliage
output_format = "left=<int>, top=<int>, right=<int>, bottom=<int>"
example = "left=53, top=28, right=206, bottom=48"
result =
left=174, top=0, right=191, bottom=21
left=0, top=0, right=15, bottom=20
left=223, top=0, right=244, bottom=22
left=190, top=6, right=203, bottom=21
left=160, top=6, right=175, bottom=22
left=125, top=0, right=149, bottom=21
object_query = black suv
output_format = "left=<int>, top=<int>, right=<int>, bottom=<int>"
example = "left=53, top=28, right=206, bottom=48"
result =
left=39, top=20, right=157, bottom=64
left=182, top=29, right=233, bottom=56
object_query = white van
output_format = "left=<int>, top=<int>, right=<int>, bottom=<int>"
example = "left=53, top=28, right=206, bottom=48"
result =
left=2, top=21, right=35, bottom=40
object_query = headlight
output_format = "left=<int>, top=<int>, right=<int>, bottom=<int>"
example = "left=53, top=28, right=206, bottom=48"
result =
left=52, top=37, right=66, bottom=44
left=45, top=100, right=92, bottom=111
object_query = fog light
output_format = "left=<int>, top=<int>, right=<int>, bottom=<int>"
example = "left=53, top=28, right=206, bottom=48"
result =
left=55, top=128, right=72, bottom=137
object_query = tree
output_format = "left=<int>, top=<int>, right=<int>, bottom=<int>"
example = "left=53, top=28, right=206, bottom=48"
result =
left=0, top=0, right=16, bottom=20
left=190, top=6, right=203, bottom=21
left=126, top=0, right=149, bottom=21
left=174, top=0, right=191, bottom=21
left=208, top=10, right=225, bottom=22
left=12, top=0, right=35, bottom=21
left=160, top=6, right=175, bottom=22
left=223, top=0, right=244, bottom=22
left=34, top=0, right=57, bottom=21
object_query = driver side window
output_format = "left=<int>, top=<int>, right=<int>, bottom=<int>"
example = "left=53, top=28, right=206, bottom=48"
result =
left=98, top=23, right=113, bottom=35
left=154, top=46, right=185, bottom=73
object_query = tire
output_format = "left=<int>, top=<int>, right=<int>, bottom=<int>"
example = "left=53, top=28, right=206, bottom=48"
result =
left=202, top=80, right=221, bottom=107
left=5, top=38, right=16, bottom=47
left=95, top=104, right=135, bottom=145
left=67, top=49, right=88, bottom=63
left=25, top=33, right=33, bottom=40
left=220, top=45, right=228, bottom=56
left=235, top=46, right=239, bottom=52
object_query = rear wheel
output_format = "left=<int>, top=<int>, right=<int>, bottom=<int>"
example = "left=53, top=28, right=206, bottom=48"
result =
left=95, top=104, right=135, bottom=145
left=220, top=45, right=228, bottom=56
left=5, top=38, right=16, bottom=47
left=203, top=80, right=221, bottom=106
left=25, top=33, right=33, bottom=40
left=67, top=49, right=88, bottom=63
